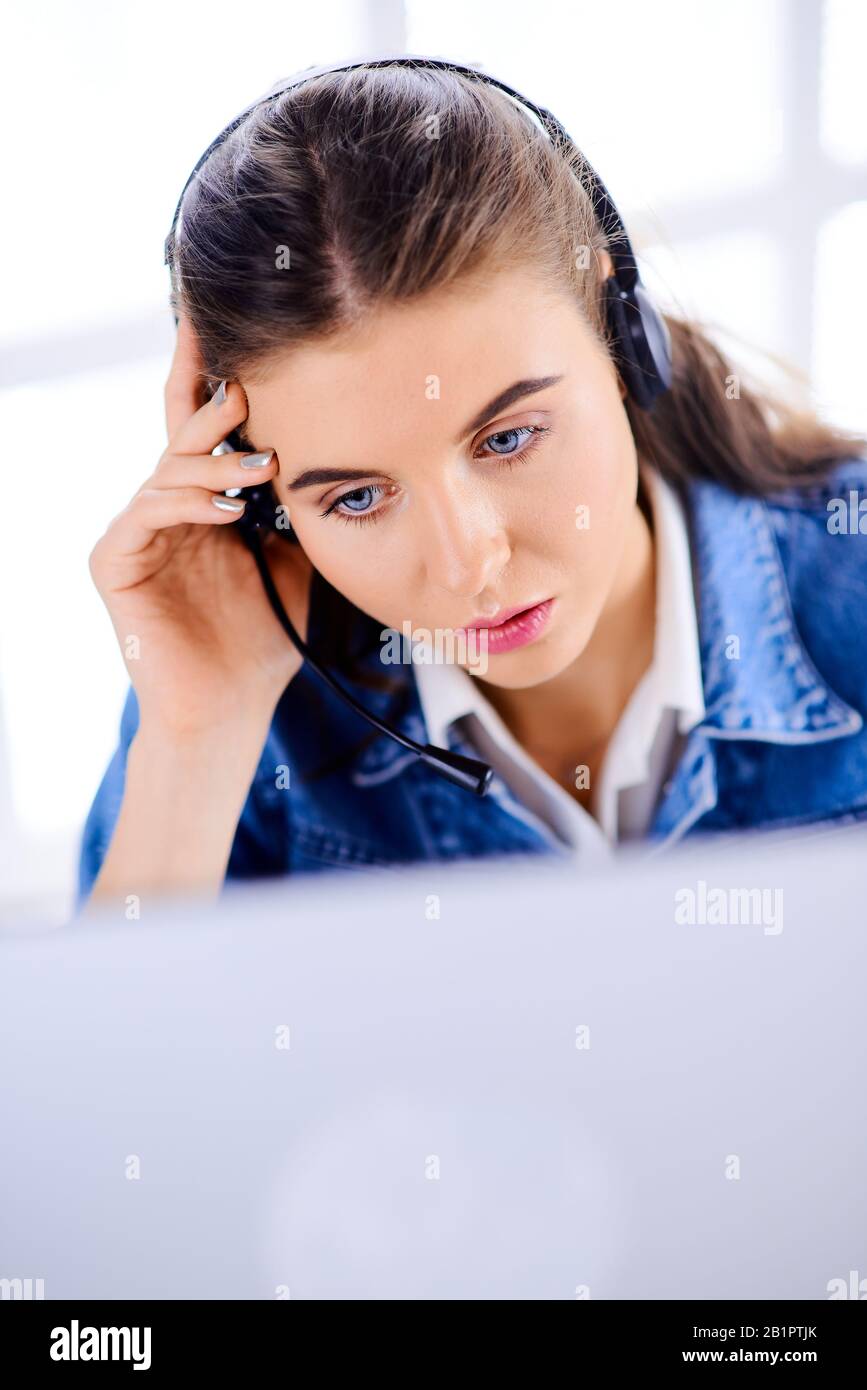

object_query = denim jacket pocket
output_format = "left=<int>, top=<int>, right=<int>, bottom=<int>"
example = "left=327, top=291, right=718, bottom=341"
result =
left=288, top=816, right=399, bottom=873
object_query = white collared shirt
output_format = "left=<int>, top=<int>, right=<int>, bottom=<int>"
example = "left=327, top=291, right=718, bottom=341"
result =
left=411, top=466, right=706, bottom=858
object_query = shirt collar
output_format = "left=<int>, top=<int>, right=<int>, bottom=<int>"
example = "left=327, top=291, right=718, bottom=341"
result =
left=641, top=463, right=706, bottom=733
left=411, top=651, right=483, bottom=752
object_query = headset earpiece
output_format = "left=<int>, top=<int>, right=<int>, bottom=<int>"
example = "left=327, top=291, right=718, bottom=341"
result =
left=232, top=477, right=299, bottom=545
left=602, top=275, right=673, bottom=412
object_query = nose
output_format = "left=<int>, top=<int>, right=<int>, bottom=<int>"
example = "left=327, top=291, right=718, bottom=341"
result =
left=419, top=480, right=511, bottom=600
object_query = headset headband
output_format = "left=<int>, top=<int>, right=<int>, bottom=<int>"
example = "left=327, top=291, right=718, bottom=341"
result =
left=163, top=53, right=639, bottom=290
left=164, top=53, right=672, bottom=410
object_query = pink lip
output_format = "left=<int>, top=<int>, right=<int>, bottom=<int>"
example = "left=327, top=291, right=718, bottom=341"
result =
left=455, top=598, right=556, bottom=655
left=465, top=599, right=544, bottom=629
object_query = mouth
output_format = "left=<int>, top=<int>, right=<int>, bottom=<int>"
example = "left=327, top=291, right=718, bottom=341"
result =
left=455, top=597, right=556, bottom=655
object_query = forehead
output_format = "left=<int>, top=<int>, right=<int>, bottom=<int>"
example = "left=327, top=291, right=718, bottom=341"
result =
left=243, top=266, right=594, bottom=446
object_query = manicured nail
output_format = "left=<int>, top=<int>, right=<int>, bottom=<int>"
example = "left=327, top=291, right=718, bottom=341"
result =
left=213, top=379, right=228, bottom=406
left=240, top=449, right=275, bottom=469
left=212, top=494, right=245, bottom=511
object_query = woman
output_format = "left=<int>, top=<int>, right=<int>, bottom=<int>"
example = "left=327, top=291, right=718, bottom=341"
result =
left=77, top=60, right=867, bottom=913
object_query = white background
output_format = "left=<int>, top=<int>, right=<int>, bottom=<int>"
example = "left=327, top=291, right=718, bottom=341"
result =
left=1, top=0, right=865, bottom=923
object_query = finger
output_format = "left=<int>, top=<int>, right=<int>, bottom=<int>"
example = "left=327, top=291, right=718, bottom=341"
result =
left=93, top=486, right=247, bottom=564
left=168, top=377, right=252, bottom=459
left=164, top=312, right=208, bottom=442
left=152, top=447, right=277, bottom=493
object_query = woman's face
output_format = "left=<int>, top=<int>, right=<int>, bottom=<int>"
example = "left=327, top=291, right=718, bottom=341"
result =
left=242, top=262, right=641, bottom=689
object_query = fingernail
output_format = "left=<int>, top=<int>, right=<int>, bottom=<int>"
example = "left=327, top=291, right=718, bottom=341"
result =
left=212, top=494, right=245, bottom=511
left=213, top=379, right=228, bottom=407
left=240, top=449, right=275, bottom=469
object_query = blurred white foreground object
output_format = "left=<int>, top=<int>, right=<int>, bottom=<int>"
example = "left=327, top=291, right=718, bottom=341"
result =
left=0, top=822, right=865, bottom=1299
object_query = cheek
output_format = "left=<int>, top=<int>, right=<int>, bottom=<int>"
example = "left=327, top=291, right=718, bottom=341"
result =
left=288, top=515, right=403, bottom=614
left=536, top=410, right=637, bottom=569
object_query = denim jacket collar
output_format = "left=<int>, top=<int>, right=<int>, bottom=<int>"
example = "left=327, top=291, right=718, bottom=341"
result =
left=685, top=477, right=862, bottom=743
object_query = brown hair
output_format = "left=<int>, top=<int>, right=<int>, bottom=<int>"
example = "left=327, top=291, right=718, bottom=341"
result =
left=167, top=60, right=866, bottom=740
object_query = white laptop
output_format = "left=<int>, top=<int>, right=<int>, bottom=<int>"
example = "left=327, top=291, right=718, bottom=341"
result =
left=1, top=821, right=864, bottom=1300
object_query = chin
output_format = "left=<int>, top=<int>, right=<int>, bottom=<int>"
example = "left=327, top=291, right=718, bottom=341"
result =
left=464, top=631, right=589, bottom=689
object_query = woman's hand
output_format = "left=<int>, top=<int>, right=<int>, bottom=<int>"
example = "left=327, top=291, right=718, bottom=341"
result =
left=88, top=314, right=312, bottom=739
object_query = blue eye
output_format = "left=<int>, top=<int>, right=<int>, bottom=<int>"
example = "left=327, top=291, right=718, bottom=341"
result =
left=340, top=486, right=379, bottom=512
left=475, top=423, right=551, bottom=467
left=321, top=484, right=384, bottom=524
left=481, top=426, right=535, bottom=456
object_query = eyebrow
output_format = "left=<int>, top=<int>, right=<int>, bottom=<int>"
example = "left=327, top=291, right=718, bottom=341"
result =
left=284, top=374, right=564, bottom=492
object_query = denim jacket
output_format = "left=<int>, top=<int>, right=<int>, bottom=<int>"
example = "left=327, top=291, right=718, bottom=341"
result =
left=75, top=456, right=867, bottom=911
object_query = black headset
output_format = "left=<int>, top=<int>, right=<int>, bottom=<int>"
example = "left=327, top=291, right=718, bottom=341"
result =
left=164, top=54, right=673, bottom=797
